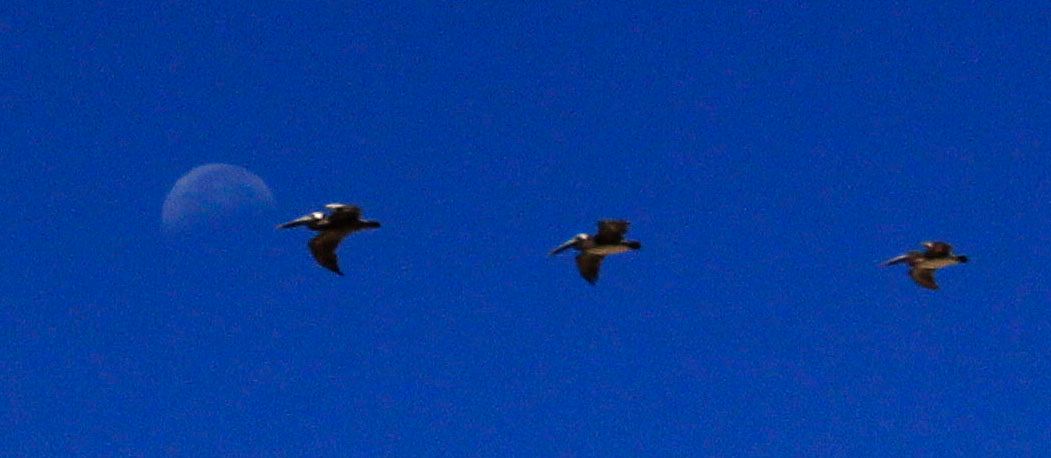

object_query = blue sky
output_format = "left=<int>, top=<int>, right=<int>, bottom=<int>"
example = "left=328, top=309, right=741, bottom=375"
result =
left=2, top=2, right=1049, bottom=455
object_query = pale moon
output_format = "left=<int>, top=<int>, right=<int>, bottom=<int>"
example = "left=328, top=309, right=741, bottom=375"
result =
left=161, top=163, right=275, bottom=234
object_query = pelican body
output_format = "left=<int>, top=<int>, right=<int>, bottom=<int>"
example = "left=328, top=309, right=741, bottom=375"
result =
left=882, top=241, right=969, bottom=290
left=550, top=220, right=641, bottom=284
left=278, top=203, right=380, bottom=275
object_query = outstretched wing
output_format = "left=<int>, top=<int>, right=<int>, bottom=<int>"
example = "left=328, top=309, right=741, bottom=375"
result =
left=909, top=268, right=938, bottom=290
left=575, top=253, right=604, bottom=284
left=923, top=241, right=952, bottom=257
left=594, top=220, right=630, bottom=245
left=308, top=229, right=350, bottom=275
left=326, top=205, right=362, bottom=224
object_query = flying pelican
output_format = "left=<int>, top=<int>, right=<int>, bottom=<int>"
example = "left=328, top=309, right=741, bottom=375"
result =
left=882, top=241, right=969, bottom=290
left=550, top=219, right=641, bottom=284
left=278, top=203, right=380, bottom=275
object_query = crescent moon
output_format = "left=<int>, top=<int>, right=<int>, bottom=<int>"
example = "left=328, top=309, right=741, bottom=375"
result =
left=162, top=163, right=275, bottom=234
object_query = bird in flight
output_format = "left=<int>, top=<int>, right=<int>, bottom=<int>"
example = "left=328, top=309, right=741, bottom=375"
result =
left=278, top=203, right=380, bottom=275
left=882, top=241, right=969, bottom=290
left=550, top=219, right=641, bottom=284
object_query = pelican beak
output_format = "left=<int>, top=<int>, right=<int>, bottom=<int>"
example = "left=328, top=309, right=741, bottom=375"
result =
left=277, top=215, right=314, bottom=229
left=549, top=238, right=576, bottom=256
left=881, top=254, right=911, bottom=266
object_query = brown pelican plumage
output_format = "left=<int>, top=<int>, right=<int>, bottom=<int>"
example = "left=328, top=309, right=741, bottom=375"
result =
left=550, top=219, right=641, bottom=284
left=882, top=241, right=969, bottom=290
left=278, top=203, right=380, bottom=275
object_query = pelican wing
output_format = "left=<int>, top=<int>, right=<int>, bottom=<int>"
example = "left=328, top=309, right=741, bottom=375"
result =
left=909, top=268, right=938, bottom=290
left=594, top=220, right=630, bottom=245
left=308, top=229, right=350, bottom=275
left=326, top=204, right=363, bottom=224
left=575, top=253, right=604, bottom=284
left=923, top=241, right=952, bottom=257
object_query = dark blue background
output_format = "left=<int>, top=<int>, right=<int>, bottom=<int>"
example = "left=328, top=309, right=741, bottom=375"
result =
left=2, top=2, right=1048, bottom=455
